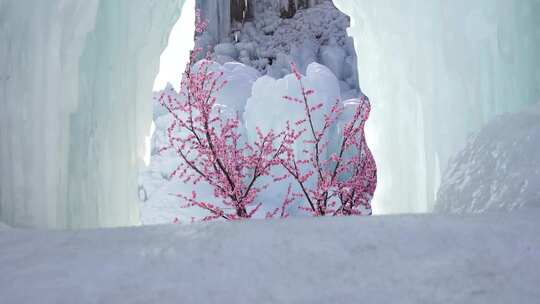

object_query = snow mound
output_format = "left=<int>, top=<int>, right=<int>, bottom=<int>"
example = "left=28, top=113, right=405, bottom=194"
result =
left=435, top=103, right=540, bottom=214
left=1, top=211, right=539, bottom=303
left=244, top=62, right=341, bottom=143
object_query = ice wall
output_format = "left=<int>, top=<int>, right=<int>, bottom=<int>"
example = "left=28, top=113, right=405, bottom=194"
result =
left=0, top=0, right=184, bottom=228
left=334, top=0, right=540, bottom=214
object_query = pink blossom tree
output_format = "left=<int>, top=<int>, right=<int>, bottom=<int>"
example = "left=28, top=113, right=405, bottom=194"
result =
left=278, top=63, right=377, bottom=216
left=158, top=11, right=287, bottom=221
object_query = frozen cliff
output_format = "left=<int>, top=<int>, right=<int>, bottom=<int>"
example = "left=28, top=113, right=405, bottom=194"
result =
left=0, top=0, right=184, bottom=228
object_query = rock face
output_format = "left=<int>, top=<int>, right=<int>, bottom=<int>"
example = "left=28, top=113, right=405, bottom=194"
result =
left=435, top=103, right=540, bottom=214
left=0, top=0, right=184, bottom=229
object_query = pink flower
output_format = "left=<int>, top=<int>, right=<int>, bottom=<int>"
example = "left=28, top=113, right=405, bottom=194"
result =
left=278, top=63, right=377, bottom=216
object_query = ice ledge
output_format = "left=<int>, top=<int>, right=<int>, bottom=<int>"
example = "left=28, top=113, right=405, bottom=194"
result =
left=1, top=211, right=539, bottom=303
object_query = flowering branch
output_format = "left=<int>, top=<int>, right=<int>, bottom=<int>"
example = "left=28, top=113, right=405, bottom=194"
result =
left=280, top=63, right=377, bottom=216
left=158, top=11, right=287, bottom=221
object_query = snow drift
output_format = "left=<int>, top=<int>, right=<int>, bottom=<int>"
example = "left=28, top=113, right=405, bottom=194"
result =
left=435, top=103, right=540, bottom=214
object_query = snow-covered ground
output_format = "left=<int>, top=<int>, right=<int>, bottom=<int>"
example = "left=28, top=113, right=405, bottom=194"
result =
left=436, top=103, right=540, bottom=214
left=0, top=221, right=10, bottom=230
left=1, top=211, right=539, bottom=303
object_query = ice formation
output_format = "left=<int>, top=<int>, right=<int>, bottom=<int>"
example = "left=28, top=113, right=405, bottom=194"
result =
left=435, top=103, right=540, bottom=214
left=0, top=0, right=184, bottom=228
left=197, top=0, right=360, bottom=98
left=334, top=0, right=540, bottom=214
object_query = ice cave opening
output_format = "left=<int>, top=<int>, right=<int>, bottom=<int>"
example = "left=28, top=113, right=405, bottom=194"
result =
left=1, top=0, right=538, bottom=229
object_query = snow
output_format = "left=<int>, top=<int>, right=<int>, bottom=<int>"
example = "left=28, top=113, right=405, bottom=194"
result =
left=1, top=211, right=539, bottom=303
left=0, top=0, right=185, bottom=228
left=435, top=103, right=540, bottom=214
left=334, top=0, right=540, bottom=214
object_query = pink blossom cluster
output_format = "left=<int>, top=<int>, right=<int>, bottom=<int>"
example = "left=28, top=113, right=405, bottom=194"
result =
left=158, top=59, right=287, bottom=221
left=279, top=63, right=377, bottom=216
left=195, top=9, right=208, bottom=34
